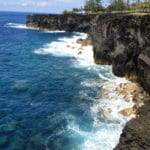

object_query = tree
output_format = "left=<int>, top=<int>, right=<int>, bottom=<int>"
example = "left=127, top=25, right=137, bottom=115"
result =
left=84, top=0, right=104, bottom=13
left=72, top=8, right=79, bottom=13
left=108, top=0, right=126, bottom=11
left=62, top=10, right=73, bottom=14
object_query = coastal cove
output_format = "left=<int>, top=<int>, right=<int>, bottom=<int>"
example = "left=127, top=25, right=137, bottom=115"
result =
left=0, top=11, right=138, bottom=150
left=0, top=11, right=149, bottom=150
left=26, top=13, right=150, bottom=149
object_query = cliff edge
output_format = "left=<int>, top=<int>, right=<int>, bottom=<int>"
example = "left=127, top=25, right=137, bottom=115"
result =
left=26, top=13, right=150, bottom=149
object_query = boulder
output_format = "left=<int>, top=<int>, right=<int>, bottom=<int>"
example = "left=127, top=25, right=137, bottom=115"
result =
left=119, top=108, right=135, bottom=116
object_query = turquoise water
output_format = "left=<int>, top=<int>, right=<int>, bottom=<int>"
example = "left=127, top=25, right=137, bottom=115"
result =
left=0, top=11, right=132, bottom=150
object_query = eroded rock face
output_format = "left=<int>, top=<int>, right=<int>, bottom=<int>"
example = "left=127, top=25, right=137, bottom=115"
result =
left=27, top=14, right=93, bottom=33
left=90, top=14, right=150, bottom=93
left=27, top=14, right=150, bottom=93
left=114, top=101, right=150, bottom=150
left=26, top=14, right=150, bottom=149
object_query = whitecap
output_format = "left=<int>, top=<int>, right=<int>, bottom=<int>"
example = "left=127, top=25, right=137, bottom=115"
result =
left=5, top=23, right=28, bottom=29
left=67, top=71, right=134, bottom=150
left=32, top=31, right=135, bottom=150
left=33, top=32, right=95, bottom=68
left=43, top=30, right=66, bottom=33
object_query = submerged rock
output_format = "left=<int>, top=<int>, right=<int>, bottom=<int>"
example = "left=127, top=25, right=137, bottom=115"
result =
left=0, top=121, right=18, bottom=133
left=0, top=135, right=8, bottom=146
left=102, top=108, right=112, bottom=119
left=30, top=134, right=46, bottom=150
left=11, top=80, right=30, bottom=92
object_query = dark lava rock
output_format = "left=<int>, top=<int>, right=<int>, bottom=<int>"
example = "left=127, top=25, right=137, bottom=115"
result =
left=26, top=14, right=150, bottom=93
left=114, top=101, right=150, bottom=150
left=26, top=13, right=150, bottom=149
left=90, top=14, right=150, bottom=93
left=27, top=14, right=93, bottom=33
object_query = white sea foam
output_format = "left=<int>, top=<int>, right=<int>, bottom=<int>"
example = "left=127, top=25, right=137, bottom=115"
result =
left=43, top=30, right=66, bottom=33
left=5, top=23, right=66, bottom=33
left=33, top=31, right=134, bottom=150
left=77, top=74, right=134, bottom=150
left=66, top=79, right=134, bottom=150
left=5, top=23, right=28, bottom=29
left=34, top=32, right=95, bottom=68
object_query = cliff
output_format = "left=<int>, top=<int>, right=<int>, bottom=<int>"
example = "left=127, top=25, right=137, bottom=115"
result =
left=26, top=14, right=150, bottom=149
left=114, top=101, right=150, bottom=150
left=27, top=14, right=150, bottom=93
left=27, top=14, right=93, bottom=33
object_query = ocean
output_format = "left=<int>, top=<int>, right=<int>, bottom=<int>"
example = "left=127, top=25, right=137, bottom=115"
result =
left=0, top=11, right=133, bottom=150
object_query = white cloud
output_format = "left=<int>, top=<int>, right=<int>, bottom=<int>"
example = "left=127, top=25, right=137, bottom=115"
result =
left=21, top=0, right=48, bottom=7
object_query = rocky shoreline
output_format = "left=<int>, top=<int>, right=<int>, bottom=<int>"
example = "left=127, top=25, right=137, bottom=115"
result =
left=26, top=14, right=150, bottom=149
left=76, top=37, right=149, bottom=117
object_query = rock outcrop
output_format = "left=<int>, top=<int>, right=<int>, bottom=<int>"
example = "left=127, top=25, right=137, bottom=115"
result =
left=26, top=13, right=150, bottom=149
left=27, top=14, right=93, bottom=33
left=90, top=14, right=150, bottom=94
left=27, top=14, right=150, bottom=93
left=114, top=101, right=150, bottom=150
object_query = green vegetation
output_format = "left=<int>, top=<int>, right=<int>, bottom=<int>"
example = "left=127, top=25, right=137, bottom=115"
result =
left=84, top=0, right=104, bottom=13
left=108, top=0, right=126, bottom=11
left=62, top=8, right=82, bottom=14
left=62, top=0, right=150, bottom=14
left=131, top=1, right=150, bottom=9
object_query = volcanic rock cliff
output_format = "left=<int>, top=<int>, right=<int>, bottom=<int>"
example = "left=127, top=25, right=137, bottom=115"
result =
left=26, top=14, right=150, bottom=149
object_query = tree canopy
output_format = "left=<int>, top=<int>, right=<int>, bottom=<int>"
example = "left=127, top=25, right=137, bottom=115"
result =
left=84, top=0, right=104, bottom=13
left=108, top=0, right=126, bottom=11
left=62, top=0, right=150, bottom=14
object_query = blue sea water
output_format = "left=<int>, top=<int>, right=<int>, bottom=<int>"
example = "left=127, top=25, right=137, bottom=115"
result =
left=0, top=11, right=133, bottom=150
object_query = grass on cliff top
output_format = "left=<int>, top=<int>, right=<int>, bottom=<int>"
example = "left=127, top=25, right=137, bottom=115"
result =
left=130, top=12, right=150, bottom=16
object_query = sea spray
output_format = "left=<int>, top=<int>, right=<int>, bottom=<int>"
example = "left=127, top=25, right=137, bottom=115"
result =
left=33, top=32, right=135, bottom=149
left=2, top=16, right=135, bottom=150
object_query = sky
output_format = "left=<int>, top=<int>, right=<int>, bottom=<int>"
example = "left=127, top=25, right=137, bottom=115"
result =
left=0, top=0, right=86, bottom=13
left=0, top=0, right=111, bottom=14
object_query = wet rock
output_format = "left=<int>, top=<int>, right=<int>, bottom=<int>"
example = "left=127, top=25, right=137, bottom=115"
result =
left=102, top=108, right=112, bottom=119
left=77, top=38, right=92, bottom=46
left=66, top=45, right=70, bottom=48
left=76, top=38, right=83, bottom=44
left=110, top=95, right=118, bottom=100
left=78, top=51, right=82, bottom=55
left=115, top=101, right=150, bottom=150
left=119, top=108, right=135, bottom=116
